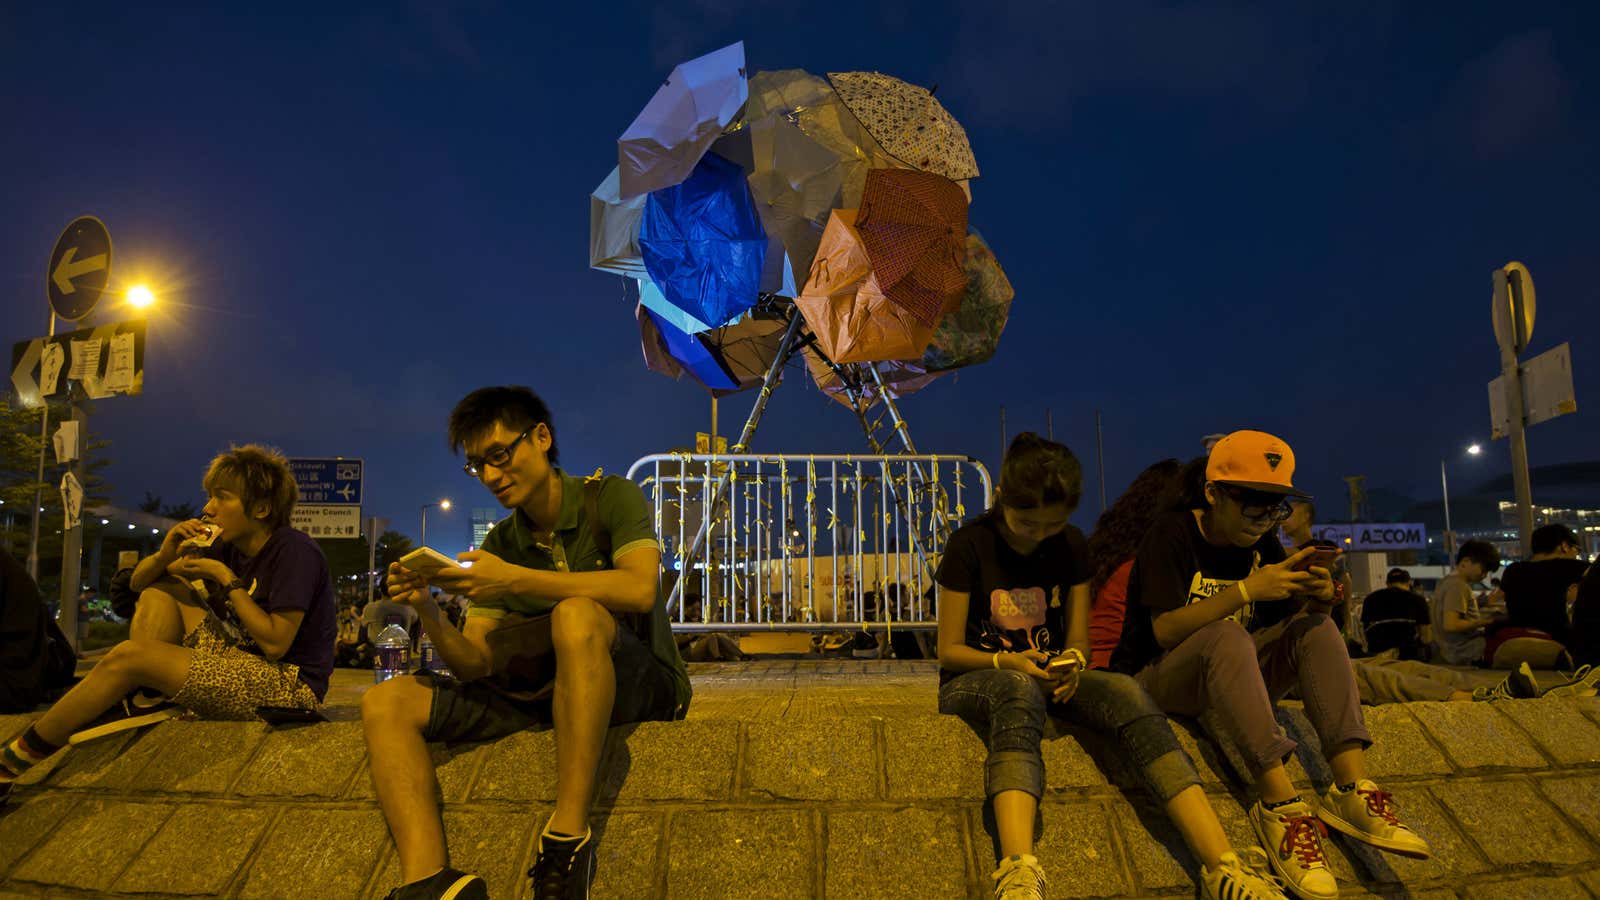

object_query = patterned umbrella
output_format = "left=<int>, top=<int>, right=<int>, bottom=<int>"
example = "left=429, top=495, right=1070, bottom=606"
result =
left=827, top=70, right=979, bottom=181
left=795, top=209, right=941, bottom=364
left=921, top=229, right=1015, bottom=372
left=855, top=169, right=969, bottom=326
left=619, top=42, right=748, bottom=199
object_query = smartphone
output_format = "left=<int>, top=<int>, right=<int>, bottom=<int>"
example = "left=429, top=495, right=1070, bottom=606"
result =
left=256, top=706, right=326, bottom=726
left=1292, top=547, right=1342, bottom=572
left=1044, top=653, right=1082, bottom=678
left=400, top=546, right=461, bottom=576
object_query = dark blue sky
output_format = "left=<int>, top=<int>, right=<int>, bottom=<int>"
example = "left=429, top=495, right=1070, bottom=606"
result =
left=3, top=3, right=1596, bottom=553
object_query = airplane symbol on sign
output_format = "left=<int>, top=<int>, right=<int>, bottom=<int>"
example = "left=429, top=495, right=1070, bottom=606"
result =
left=336, top=484, right=356, bottom=501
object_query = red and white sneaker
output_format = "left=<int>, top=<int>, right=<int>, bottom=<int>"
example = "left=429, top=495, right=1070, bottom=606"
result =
left=1249, top=799, right=1337, bottom=900
left=1317, top=779, right=1431, bottom=859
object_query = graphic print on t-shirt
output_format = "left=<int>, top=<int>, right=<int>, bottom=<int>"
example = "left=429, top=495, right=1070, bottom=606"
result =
left=980, top=584, right=1062, bottom=654
left=1186, top=550, right=1261, bottom=629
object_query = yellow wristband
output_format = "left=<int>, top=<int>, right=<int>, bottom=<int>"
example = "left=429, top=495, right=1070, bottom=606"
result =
left=1237, top=581, right=1252, bottom=603
left=992, top=651, right=1002, bottom=670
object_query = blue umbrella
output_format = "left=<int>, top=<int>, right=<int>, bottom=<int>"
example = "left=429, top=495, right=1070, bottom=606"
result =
left=640, top=305, right=741, bottom=392
left=640, top=151, right=768, bottom=332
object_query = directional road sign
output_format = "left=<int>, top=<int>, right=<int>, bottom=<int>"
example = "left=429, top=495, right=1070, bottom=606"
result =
left=11, top=319, right=147, bottom=405
left=48, top=217, right=113, bottom=321
left=292, top=505, right=362, bottom=538
left=290, top=458, right=363, bottom=505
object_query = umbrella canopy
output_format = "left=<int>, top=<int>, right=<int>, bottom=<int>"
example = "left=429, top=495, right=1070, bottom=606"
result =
left=795, top=209, right=939, bottom=364
left=856, top=168, right=969, bottom=326
left=619, top=42, right=748, bottom=199
left=803, top=349, right=945, bottom=412
left=921, top=229, right=1015, bottom=372
left=590, top=168, right=648, bottom=278
left=638, top=276, right=714, bottom=335
left=637, top=288, right=790, bottom=396
left=826, top=70, right=979, bottom=181
left=640, top=151, right=769, bottom=331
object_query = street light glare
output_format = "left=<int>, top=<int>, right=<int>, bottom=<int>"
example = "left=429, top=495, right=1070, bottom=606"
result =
left=439, top=499, right=452, bottom=511
left=127, top=284, right=156, bottom=308
left=1467, top=444, right=1482, bottom=456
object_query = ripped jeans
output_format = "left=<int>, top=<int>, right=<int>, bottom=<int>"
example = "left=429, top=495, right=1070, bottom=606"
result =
left=939, top=668, right=1201, bottom=803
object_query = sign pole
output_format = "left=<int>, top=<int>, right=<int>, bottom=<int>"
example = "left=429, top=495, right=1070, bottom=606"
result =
left=25, top=312, right=57, bottom=581
left=1440, top=459, right=1455, bottom=560
left=367, top=516, right=380, bottom=607
left=1493, top=267, right=1536, bottom=558
left=57, top=399, right=87, bottom=653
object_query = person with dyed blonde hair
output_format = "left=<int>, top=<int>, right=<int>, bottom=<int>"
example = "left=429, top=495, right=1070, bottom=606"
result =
left=1, top=444, right=336, bottom=807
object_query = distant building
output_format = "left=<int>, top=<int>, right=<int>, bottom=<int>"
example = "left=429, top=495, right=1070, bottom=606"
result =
left=470, top=508, right=498, bottom=550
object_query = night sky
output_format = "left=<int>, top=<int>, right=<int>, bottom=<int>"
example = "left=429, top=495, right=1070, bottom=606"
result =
left=3, top=3, right=1596, bottom=555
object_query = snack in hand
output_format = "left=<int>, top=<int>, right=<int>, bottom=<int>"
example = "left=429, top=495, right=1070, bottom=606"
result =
left=179, top=523, right=220, bottom=557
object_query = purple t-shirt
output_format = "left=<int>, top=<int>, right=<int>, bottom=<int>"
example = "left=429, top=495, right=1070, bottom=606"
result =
left=206, top=526, right=337, bottom=700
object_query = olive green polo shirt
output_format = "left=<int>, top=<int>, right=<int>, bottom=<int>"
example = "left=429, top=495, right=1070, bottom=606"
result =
left=471, top=468, right=690, bottom=716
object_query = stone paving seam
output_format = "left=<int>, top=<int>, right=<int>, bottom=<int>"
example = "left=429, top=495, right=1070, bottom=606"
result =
left=216, top=804, right=287, bottom=899
left=729, top=720, right=748, bottom=801
left=1098, top=795, right=1148, bottom=898
left=1530, top=775, right=1600, bottom=857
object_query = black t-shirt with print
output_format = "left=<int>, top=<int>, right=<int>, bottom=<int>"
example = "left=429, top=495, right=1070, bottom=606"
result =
left=1110, top=510, right=1287, bottom=675
left=934, top=510, right=1091, bottom=684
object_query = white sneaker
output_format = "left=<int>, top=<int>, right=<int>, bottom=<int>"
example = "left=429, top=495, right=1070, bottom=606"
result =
left=1316, top=780, right=1431, bottom=859
left=1249, top=799, right=1338, bottom=900
left=991, top=854, right=1046, bottom=900
left=1541, top=664, right=1600, bottom=699
left=1202, top=848, right=1289, bottom=900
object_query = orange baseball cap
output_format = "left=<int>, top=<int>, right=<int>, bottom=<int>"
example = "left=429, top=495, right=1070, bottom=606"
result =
left=1205, top=430, right=1311, bottom=497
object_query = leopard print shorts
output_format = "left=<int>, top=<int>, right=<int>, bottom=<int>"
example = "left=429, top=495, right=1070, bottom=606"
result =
left=171, top=617, right=318, bottom=720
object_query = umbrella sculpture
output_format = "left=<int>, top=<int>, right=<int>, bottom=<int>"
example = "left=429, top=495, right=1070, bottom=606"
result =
left=855, top=168, right=969, bottom=326
left=640, top=151, right=769, bottom=332
left=619, top=42, right=748, bottom=199
left=921, top=228, right=1015, bottom=372
left=602, top=48, right=1013, bottom=407
left=826, top=70, right=979, bottom=181
left=795, top=208, right=940, bottom=364
left=590, top=167, right=648, bottom=278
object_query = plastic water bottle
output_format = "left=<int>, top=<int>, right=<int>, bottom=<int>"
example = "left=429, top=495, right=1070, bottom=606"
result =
left=419, top=632, right=451, bottom=678
left=374, top=616, right=411, bottom=684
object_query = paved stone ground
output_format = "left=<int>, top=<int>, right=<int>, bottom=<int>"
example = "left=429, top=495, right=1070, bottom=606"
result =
left=2, top=660, right=1600, bottom=898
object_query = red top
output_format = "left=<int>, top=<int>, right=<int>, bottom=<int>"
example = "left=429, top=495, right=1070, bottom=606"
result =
left=1090, top=559, right=1134, bottom=670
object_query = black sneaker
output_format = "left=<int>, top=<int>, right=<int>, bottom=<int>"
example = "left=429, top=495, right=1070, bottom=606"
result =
left=382, top=867, right=487, bottom=900
left=1471, top=663, right=1539, bottom=702
left=528, top=828, right=595, bottom=899
left=68, top=696, right=182, bottom=745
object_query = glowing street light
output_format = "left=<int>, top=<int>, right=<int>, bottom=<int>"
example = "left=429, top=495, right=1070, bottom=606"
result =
left=421, top=498, right=452, bottom=547
left=1442, top=443, right=1486, bottom=556
left=127, top=284, right=156, bottom=308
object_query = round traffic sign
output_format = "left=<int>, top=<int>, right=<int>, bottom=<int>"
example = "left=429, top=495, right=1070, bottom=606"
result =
left=47, top=216, right=113, bottom=321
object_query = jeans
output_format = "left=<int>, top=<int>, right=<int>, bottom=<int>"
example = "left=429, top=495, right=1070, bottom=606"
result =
left=939, top=668, right=1201, bottom=804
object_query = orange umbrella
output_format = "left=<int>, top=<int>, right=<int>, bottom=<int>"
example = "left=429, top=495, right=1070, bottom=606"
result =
left=794, top=209, right=941, bottom=364
left=855, top=169, right=969, bottom=326
left=803, top=348, right=945, bottom=413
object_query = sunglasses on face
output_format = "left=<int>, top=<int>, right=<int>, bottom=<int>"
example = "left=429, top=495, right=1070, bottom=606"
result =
left=1214, top=484, right=1294, bottom=523
left=462, top=427, right=533, bottom=478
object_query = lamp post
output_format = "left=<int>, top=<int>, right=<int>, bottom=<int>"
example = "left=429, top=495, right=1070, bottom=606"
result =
left=1441, top=444, right=1482, bottom=558
left=420, top=498, right=451, bottom=547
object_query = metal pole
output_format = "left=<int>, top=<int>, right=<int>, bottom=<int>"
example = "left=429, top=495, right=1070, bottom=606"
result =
left=1440, top=459, right=1453, bottom=559
left=26, top=312, right=58, bottom=581
left=367, top=516, right=379, bottom=606
left=1046, top=408, right=1053, bottom=441
left=1494, top=268, right=1536, bottom=558
left=1095, top=409, right=1107, bottom=514
left=420, top=506, right=428, bottom=548
left=57, top=398, right=85, bottom=652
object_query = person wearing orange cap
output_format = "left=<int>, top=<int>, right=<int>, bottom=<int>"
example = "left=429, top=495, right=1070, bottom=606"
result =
left=1110, top=430, right=1430, bottom=900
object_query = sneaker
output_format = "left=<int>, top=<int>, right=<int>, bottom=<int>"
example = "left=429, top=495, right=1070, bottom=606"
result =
left=528, top=826, right=595, bottom=899
left=1316, top=779, right=1431, bottom=859
left=382, top=867, right=487, bottom=900
left=1541, top=664, right=1600, bottom=699
left=1202, top=848, right=1289, bottom=900
left=67, top=697, right=182, bottom=745
left=990, top=853, right=1046, bottom=900
left=1248, top=799, right=1337, bottom=900
left=1471, top=662, right=1540, bottom=701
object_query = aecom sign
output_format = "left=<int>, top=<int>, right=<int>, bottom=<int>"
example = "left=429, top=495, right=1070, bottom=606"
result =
left=1310, top=523, right=1427, bottom=551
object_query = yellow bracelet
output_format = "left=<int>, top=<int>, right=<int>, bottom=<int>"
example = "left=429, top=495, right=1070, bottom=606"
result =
left=992, top=651, right=1002, bottom=669
left=1237, top=581, right=1252, bottom=603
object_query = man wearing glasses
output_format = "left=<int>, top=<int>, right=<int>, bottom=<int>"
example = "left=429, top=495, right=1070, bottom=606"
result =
left=1112, top=430, right=1429, bottom=900
left=362, top=386, right=690, bottom=900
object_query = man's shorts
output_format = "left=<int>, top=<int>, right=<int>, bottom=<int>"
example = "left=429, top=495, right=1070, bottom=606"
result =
left=171, top=617, right=319, bottom=719
left=421, top=625, right=676, bottom=744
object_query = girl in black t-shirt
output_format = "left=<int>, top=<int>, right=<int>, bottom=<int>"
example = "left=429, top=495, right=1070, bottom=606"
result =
left=936, top=434, right=1284, bottom=900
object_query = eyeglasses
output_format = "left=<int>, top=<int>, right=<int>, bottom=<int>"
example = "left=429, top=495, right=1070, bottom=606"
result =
left=1214, top=484, right=1294, bottom=523
left=462, top=427, right=533, bottom=478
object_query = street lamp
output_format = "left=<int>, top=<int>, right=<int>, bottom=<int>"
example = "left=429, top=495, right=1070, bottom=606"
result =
left=420, top=498, right=452, bottom=547
left=1441, top=444, right=1484, bottom=557
left=126, top=284, right=156, bottom=308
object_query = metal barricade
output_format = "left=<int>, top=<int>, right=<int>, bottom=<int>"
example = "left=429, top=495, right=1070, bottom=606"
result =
left=626, top=453, right=992, bottom=632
